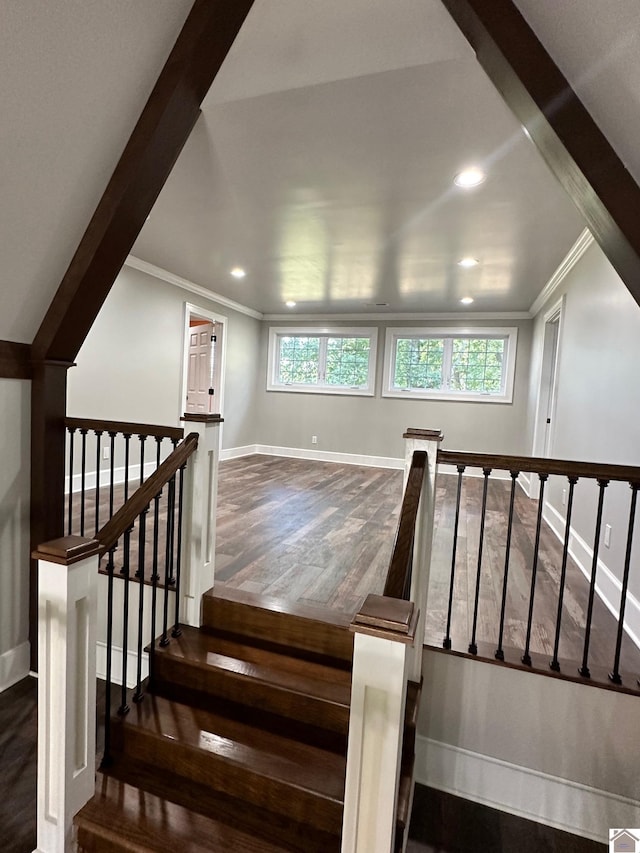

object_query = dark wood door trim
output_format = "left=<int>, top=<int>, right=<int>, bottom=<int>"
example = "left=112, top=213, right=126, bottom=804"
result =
left=0, top=341, right=32, bottom=380
left=32, top=0, right=255, bottom=364
left=442, top=0, right=640, bottom=308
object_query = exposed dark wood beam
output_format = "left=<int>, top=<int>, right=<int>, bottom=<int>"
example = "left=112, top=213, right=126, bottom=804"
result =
left=32, top=0, right=255, bottom=363
left=0, top=341, right=32, bottom=380
left=29, top=0, right=255, bottom=668
left=441, top=0, right=640, bottom=308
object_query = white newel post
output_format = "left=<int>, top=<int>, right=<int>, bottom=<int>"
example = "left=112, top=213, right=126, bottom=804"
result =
left=180, top=414, right=223, bottom=627
left=33, top=535, right=100, bottom=853
left=403, top=428, right=442, bottom=683
left=342, top=595, right=417, bottom=853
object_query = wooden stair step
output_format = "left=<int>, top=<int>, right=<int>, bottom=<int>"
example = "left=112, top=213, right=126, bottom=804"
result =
left=76, top=771, right=300, bottom=852
left=202, top=586, right=354, bottom=666
left=111, top=693, right=345, bottom=835
left=153, top=625, right=351, bottom=737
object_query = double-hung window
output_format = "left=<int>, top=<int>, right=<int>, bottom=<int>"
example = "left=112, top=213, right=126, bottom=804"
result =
left=267, top=327, right=378, bottom=396
left=383, top=327, right=517, bottom=403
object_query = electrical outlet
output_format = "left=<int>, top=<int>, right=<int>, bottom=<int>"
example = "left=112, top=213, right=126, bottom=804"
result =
left=103, top=447, right=110, bottom=460
left=311, top=435, right=318, bottom=445
left=562, top=489, right=567, bottom=506
left=604, top=524, right=612, bottom=549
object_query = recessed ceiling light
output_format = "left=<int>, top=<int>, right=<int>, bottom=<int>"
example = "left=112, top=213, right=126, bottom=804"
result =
left=285, top=300, right=296, bottom=308
left=454, top=168, right=485, bottom=188
left=460, top=296, right=474, bottom=305
left=230, top=267, right=246, bottom=279
left=458, top=257, right=479, bottom=268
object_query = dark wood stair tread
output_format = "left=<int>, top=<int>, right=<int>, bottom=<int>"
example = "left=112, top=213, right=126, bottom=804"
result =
left=154, top=625, right=351, bottom=704
left=76, top=772, right=296, bottom=852
left=202, top=586, right=354, bottom=665
left=112, top=693, right=345, bottom=832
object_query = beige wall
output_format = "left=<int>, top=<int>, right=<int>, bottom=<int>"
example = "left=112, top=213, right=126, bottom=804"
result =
left=0, top=379, right=31, bottom=686
left=254, top=318, right=533, bottom=460
left=67, top=264, right=262, bottom=451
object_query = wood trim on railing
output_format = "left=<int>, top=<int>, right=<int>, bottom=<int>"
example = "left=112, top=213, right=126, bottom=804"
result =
left=438, top=449, right=640, bottom=484
left=97, top=432, right=198, bottom=554
left=65, top=416, right=184, bottom=441
left=0, top=340, right=32, bottom=380
left=384, top=451, right=428, bottom=600
left=181, top=413, right=224, bottom=424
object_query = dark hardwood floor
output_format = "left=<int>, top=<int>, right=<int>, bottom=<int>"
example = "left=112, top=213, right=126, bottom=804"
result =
left=215, top=455, right=640, bottom=674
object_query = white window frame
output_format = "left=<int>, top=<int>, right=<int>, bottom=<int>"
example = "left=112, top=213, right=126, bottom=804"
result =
left=382, top=326, right=518, bottom=403
left=267, top=326, right=378, bottom=396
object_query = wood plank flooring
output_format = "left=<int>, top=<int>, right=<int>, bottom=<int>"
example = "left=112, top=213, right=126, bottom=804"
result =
left=215, top=455, right=640, bottom=674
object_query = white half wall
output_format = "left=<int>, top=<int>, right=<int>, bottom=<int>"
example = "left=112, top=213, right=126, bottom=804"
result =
left=418, top=648, right=640, bottom=843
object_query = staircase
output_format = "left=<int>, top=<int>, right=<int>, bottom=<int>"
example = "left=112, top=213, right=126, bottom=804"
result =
left=75, top=587, right=420, bottom=852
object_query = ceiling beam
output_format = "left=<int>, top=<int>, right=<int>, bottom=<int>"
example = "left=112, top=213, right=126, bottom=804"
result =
left=0, top=341, right=32, bottom=379
left=441, top=0, right=640, bottom=308
left=32, top=0, right=255, bottom=364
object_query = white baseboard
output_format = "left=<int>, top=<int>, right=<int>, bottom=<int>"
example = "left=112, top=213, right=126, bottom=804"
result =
left=66, top=460, right=161, bottom=495
left=221, top=443, right=404, bottom=470
left=220, top=444, right=259, bottom=461
left=96, top=641, right=148, bottom=689
left=415, top=735, right=640, bottom=844
left=0, top=641, right=30, bottom=693
left=543, top=501, right=640, bottom=650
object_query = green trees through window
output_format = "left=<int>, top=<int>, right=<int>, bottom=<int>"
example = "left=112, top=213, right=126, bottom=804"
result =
left=270, top=328, right=377, bottom=394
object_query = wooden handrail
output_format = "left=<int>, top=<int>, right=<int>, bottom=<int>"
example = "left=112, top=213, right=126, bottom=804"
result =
left=97, top=432, right=199, bottom=555
left=384, top=451, right=427, bottom=600
left=438, top=449, right=640, bottom=484
left=65, top=416, right=184, bottom=441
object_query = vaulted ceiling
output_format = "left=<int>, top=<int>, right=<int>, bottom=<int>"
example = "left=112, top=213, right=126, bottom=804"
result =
left=132, top=0, right=586, bottom=317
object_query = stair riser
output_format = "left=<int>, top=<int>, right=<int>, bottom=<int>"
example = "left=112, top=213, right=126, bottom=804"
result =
left=203, top=596, right=353, bottom=664
left=112, top=728, right=343, bottom=835
left=153, top=656, right=350, bottom=735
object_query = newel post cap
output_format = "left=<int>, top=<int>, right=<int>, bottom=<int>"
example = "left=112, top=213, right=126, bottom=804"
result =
left=351, top=594, right=418, bottom=643
left=403, top=428, right=444, bottom=441
left=32, top=535, right=100, bottom=565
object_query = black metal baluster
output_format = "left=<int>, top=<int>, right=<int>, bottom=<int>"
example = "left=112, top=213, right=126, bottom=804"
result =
left=522, top=473, right=549, bottom=665
left=149, top=492, right=162, bottom=691
left=443, top=465, right=465, bottom=650
left=550, top=476, right=579, bottom=671
left=167, top=475, right=176, bottom=586
left=161, top=479, right=176, bottom=647
left=123, top=433, right=132, bottom=502
left=80, top=428, right=88, bottom=536
left=94, top=430, right=103, bottom=536
left=495, top=471, right=519, bottom=661
left=118, top=526, right=133, bottom=716
left=100, top=546, right=116, bottom=769
left=139, top=434, right=146, bottom=486
left=172, top=464, right=186, bottom=638
left=67, top=427, right=75, bottom=535
left=155, top=437, right=162, bottom=471
left=133, top=507, right=149, bottom=703
left=469, top=468, right=491, bottom=655
left=579, top=479, right=609, bottom=678
left=108, top=431, right=116, bottom=521
left=610, top=483, right=639, bottom=685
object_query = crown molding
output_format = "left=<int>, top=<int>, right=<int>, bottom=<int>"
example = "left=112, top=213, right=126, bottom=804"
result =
left=124, top=256, right=264, bottom=321
left=263, top=311, right=531, bottom=323
left=529, top=229, right=594, bottom=317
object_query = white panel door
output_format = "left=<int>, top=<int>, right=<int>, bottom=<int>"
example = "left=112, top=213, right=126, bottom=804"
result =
left=186, top=323, right=213, bottom=414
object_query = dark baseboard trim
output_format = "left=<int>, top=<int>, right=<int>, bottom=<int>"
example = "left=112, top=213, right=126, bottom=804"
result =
left=409, top=784, right=606, bottom=852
